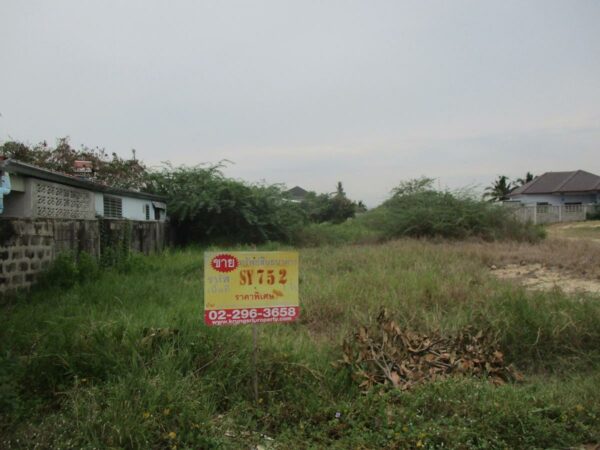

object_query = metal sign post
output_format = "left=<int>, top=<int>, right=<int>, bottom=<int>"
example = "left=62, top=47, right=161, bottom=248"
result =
left=252, top=323, right=259, bottom=405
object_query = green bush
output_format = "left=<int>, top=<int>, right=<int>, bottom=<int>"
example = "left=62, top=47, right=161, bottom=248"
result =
left=291, top=178, right=545, bottom=246
left=36, top=252, right=92, bottom=290
left=296, top=182, right=361, bottom=224
left=586, top=205, right=600, bottom=220
left=77, top=251, right=100, bottom=282
left=36, top=252, right=79, bottom=290
left=146, top=164, right=307, bottom=245
left=380, top=189, right=544, bottom=242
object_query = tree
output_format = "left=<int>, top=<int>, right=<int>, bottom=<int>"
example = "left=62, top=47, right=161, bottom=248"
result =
left=391, top=176, right=435, bottom=197
left=145, top=163, right=306, bottom=244
left=483, top=175, right=513, bottom=202
left=0, top=138, right=147, bottom=190
left=298, top=182, right=362, bottom=224
left=516, top=172, right=535, bottom=186
left=327, top=181, right=356, bottom=224
left=355, top=200, right=368, bottom=213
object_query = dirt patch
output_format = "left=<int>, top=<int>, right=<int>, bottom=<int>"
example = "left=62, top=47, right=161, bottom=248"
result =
left=492, top=263, right=600, bottom=294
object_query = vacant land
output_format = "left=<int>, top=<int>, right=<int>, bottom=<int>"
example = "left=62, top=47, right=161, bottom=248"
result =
left=1, top=239, right=600, bottom=449
left=548, top=221, right=600, bottom=244
left=472, top=222, right=600, bottom=293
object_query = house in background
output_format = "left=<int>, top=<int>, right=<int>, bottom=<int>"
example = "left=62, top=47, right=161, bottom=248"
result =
left=0, top=159, right=166, bottom=221
left=507, top=170, right=600, bottom=206
left=285, top=186, right=309, bottom=203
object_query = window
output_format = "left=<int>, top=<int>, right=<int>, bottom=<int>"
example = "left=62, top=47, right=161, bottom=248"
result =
left=103, top=196, right=122, bottom=218
left=536, top=202, right=549, bottom=214
left=152, top=201, right=166, bottom=221
left=145, top=204, right=150, bottom=220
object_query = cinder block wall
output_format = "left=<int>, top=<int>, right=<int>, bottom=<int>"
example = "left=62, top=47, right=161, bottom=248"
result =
left=0, top=218, right=166, bottom=294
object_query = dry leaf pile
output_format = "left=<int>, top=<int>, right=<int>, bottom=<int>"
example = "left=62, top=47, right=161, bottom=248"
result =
left=341, top=309, right=523, bottom=390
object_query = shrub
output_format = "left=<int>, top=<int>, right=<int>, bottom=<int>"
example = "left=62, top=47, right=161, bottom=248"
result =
left=296, top=182, right=360, bottom=224
left=77, top=251, right=100, bottom=282
left=380, top=188, right=544, bottom=242
left=35, top=251, right=132, bottom=291
left=37, top=252, right=79, bottom=290
left=145, top=164, right=307, bottom=245
left=586, top=205, right=600, bottom=220
left=291, top=178, right=545, bottom=246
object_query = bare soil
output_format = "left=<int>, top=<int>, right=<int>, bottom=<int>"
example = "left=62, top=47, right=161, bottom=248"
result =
left=492, top=263, right=600, bottom=294
left=480, top=221, right=600, bottom=294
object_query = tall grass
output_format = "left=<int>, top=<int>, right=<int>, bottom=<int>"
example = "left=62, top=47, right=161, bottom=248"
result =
left=1, top=242, right=599, bottom=448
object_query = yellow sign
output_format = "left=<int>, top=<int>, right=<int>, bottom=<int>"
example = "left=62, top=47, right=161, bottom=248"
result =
left=204, top=251, right=299, bottom=326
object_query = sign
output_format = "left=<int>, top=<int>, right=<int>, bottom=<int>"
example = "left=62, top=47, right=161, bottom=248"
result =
left=204, top=251, right=299, bottom=326
left=73, top=160, right=93, bottom=179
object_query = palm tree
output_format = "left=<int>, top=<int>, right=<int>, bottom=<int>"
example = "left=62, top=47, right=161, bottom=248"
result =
left=516, top=172, right=535, bottom=186
left=484, top=175, right=513, bottom=202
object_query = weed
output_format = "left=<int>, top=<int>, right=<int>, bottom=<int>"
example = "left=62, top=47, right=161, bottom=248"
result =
left=1, top=241, right=599, bottom=448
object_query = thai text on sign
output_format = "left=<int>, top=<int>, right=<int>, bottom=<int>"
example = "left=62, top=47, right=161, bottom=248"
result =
left=204, top=251, right=299, bottom=326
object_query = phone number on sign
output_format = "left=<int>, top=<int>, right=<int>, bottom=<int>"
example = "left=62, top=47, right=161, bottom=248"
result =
left=204, top=307, right=300, bottom=326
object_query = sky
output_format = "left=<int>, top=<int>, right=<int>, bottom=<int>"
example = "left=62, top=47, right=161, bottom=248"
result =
left=1, top=1, right=599, bottom=206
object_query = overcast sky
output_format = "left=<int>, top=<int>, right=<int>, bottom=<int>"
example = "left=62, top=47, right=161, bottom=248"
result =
left=1, top=1, right=599, bottom=205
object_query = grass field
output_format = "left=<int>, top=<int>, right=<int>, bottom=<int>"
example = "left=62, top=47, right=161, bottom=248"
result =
left=548, top=221, right=600, bottom=244
left=2, top=240, right=600, bottom=449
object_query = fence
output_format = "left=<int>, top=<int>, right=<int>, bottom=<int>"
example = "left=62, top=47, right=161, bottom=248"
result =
left=0, top=218, right=167, bottom=294
left=505, top=203, right=597, bottom=225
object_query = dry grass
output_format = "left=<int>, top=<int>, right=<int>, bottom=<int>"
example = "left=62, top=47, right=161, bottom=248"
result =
left=3, top=238, right=600, bottom=448
left=452, top=237, right=600, bottom=281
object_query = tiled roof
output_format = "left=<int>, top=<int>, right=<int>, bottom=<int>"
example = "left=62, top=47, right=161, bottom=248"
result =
left=510, top=170, right=600, bottom=195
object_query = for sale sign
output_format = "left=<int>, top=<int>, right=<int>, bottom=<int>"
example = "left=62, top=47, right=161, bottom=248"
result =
left=204, top=251, right=299, bottom=326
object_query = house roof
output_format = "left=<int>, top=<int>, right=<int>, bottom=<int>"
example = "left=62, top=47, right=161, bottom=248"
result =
left=285, top=186, right=309, bottom=199
left=510, top=170, right=600, bottom=196
left=0, top=159, right=166, bottom=201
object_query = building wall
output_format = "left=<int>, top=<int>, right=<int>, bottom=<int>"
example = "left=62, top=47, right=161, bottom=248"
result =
left=94, top=193, right=164, bottom=221
left=1, top=173, right=165, bottom=222
left=2, top=177, right=96, bottom=219
left=510, top=193, right=597, bottom=205
left=0, top=218, right=167, bottom=294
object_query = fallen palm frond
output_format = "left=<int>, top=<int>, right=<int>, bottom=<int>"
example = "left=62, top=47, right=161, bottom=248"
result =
left=340, top=308, right=523, bottom=391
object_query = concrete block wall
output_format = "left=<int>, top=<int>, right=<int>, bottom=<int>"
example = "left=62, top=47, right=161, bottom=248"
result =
left=0, top=220, right=63, bottom=293
left=0, top=218, right=166, bottom=295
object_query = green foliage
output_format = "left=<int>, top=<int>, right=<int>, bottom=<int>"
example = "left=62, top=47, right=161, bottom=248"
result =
left=99, top=219, right=132, bottom=268
left=296, top=182, right=360, bottom=224
left=586, top=205, right=600, bottom=220
left=292, top=219, right=383, bottom=247
left=390, top=176, right=436, bottom=197
left=76, top=251, right=100, bottom=282
left=36, top=252, right=100, bottom=291
left=293, top=178, right=544, bottom=246
left=382, top=187, right=543, bottom=242
left=0, top=138, right=147, bottom=190
left=484, top=175, right=513, bottom=202
left=516, top=171, right=535, bottom=186
left=146, top=164, right=307, bottom=245
left=36, top=253, right=80, bottom=290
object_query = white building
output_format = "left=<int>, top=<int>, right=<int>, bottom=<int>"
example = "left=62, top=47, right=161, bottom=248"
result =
left=0, top=159, right=167, bottom=221
left=507, top=170, right=600, bottom=206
